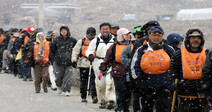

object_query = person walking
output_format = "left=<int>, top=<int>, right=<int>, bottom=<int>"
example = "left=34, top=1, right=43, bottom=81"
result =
left=19, top=27, right=36, bottom=81
left=99, top=28, right=132, bottom=112
left=25, top=32, right=50, bottom=93
left=86, top=23, right=116, bottom=109
left=169, top=28, right=209, bottom=112
left=72, top=27, right=98, bottom=103
left=50, top=26, right=77, bottom=96
left=131, top=26, right=174, bottom=112
left=120, top=26, right=145, bottom=112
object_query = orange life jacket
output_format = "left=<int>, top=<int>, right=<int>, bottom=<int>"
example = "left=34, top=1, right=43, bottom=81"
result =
left=24, top=36, right=30, bottom=46
left=143, top=40, right=147, bottom=45
left=181, top=48, right=206, bottom=79
left=140, top=49, right=170, bottom=74
left=0, top=34, right=4, bottom=45
left=115, top=44, right=131, bottom=63
left=81, top=39, right=89, bottom=58
left=34, top=42, right=50, bottom=63
left=81, top=38, right=96, bottom=58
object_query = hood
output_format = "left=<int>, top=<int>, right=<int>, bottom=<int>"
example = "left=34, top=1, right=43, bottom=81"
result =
left=36, top=32, right=47, bottom=43
left=184, top=28, right=204, bottom=52
left=59, top=26, right=71, bottom=37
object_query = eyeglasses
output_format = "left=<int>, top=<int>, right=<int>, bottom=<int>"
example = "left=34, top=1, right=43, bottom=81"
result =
left=150, top=33, right=163, bottom=37
left=190, top=36, right=202, bottom=40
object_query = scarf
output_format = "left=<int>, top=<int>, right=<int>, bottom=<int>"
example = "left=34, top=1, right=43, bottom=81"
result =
left=148, top=39, right=163, bottom=51
left=35, top=37, right=46, bottom=61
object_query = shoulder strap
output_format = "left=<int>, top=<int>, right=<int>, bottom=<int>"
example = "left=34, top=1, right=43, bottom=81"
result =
left=95, top=37, right=100, bottom=52
left=79, top=38, right=86, bottom=57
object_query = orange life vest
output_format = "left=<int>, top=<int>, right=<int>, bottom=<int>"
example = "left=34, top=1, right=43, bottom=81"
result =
left=81, top=38, right=96, bottom=58
left=143, top=40, right=147, bottom=45
left=24, top=36, right=30, bottom=46
left=34, top=42, right=50, bottom=63
left=0, top=34, right=4, bottom=45
left=140, top=49, right=170, bottom=74
left=181, top=48, right=206, bottom=79
left=115, top=44, right=128, bottom=63
left=81, top=39, right=89, bottom=58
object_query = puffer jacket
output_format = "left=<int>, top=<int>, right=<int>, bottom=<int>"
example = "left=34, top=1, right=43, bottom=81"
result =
left=169, top=49, right=209, bottom=96
left=50, top=26, right=77, bottom=66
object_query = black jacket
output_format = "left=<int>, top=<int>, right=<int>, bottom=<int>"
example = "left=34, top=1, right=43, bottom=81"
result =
left=50, top=26, right=77, bottom=66
left=169, top=48, right=209, bottom=96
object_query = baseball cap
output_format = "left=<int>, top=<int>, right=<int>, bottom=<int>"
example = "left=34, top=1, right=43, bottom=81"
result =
left=149, top=26, right=164, bottom=34
left=117, top=28, right=131, bottom=42
left=111, top=23, right=120, bottom=29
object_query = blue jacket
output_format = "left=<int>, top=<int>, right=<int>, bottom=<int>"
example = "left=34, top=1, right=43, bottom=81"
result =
left=131, top=43, right=174, bottom=89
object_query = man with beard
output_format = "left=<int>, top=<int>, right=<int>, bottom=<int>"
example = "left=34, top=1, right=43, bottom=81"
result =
left=169, top=28, right=209, bottom=112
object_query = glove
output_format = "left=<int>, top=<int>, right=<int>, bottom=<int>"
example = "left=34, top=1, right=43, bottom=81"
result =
left=88, top=54, right=94, bottom=62
left=98, top=71, right=104, bottom=80
left=24, top=60, right=30, bottom=64
left=72, top=61, right=77, bottom=68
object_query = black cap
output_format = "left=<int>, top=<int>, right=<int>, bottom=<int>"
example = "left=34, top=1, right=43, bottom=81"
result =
left=86, top=27, right=96, bottom=35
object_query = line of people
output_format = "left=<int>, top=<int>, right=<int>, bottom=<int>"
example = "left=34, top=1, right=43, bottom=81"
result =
left=1, top=20, right=212, bottom=112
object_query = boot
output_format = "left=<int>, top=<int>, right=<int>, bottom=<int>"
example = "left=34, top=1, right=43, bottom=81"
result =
left=106, top=101, right=115, bottom=109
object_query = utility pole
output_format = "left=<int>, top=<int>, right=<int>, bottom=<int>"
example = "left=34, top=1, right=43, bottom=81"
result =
left=38, top=0, right=44, bottom=28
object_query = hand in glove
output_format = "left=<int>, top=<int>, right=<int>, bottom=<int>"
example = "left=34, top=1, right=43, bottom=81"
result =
left=88, top=54, right=94, bottom=62
left=72, top=61, right=77, bottom=68
left=98, top=71, right=104, bottom=80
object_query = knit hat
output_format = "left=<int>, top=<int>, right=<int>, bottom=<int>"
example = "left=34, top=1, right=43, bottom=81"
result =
left=167, top=33, right=184, bottom=49
left=117, top=28, right=131, bottom=42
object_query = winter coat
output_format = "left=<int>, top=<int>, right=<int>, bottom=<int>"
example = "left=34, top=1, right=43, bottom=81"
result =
left=169, top=48, right=209, bottom=96
left=202, top=50, right=212, bottom=90
left=26, top=38, right=50, bottom=67
left=72, top=38, right=92, bottom=68
left=86, top=33, right=115, bottom=59
left=131, top=42, right=174, bottom=89
left=11, top=38, right=21, bottom=55
left=50, top=26, right=77, bottom=66
left=16, top=32, right=36, bottom=59
left=7, top=40, right=15, bottom=56
left=99, top=42, right=128, bottom=77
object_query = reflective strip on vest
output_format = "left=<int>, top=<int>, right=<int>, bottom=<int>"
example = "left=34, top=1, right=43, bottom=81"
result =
left=140, top=49, right=170, bottom=74
left=0, top=34, right=4, bottom=45
left=181, top=48, right=206, bottom=79
left=24, top=36, right=30, bottom=46
left=34, top=42, right=50, bottom=63
left=115, top=44, right=128, bottom=63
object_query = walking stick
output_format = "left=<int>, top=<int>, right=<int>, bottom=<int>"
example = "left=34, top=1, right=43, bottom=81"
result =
left=171, top=79, right=178, bottom=112
left=85, top=61, right=92, bottom=105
